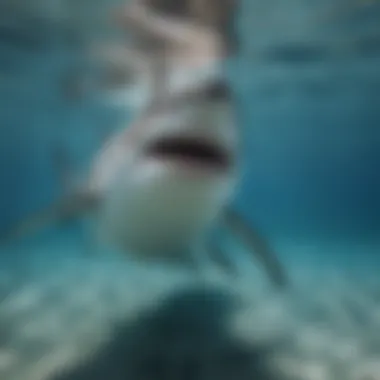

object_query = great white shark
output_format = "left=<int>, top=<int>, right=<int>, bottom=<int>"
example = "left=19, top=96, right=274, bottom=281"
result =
left=1, top=0, right=288, bottom=287
left=1, top=82, right=287, bottom=288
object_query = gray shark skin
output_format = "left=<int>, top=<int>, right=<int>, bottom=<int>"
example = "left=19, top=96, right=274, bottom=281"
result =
left=0, top=85, right=288, bottom=289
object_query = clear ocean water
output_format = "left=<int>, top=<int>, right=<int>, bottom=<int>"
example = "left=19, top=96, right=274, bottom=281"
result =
left=0, top=1, right=379, bottom=379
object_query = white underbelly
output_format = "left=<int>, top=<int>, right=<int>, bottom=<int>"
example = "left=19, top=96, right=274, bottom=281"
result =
left=95, top=166, right=228, bottom=258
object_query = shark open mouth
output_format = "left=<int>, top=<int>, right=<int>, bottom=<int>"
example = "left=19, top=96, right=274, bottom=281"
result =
left=146, top=137, right=231, bottom=170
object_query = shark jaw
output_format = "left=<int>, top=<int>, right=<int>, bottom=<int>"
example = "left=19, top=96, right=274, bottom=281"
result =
left=143, top=134, right=233, bottom=177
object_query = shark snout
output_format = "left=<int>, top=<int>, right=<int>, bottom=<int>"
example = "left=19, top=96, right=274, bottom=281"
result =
left=135, top=107, right=237, bottom=178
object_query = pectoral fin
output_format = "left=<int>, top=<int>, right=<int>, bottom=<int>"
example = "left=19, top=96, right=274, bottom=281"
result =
left=0, top=192, right=101, bottom=245
left=222, top=206, right=289, bottom=289
left=205, top=239, right=239, bottom=276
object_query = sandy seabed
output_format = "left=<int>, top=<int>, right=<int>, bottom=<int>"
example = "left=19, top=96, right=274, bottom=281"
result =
left=0, top=239, right=379, bottom=380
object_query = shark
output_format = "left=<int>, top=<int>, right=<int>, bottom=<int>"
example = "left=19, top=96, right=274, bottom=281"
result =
left=0, top=82, right=287, bottom=288
left=0, top=0, right=288, bottom=288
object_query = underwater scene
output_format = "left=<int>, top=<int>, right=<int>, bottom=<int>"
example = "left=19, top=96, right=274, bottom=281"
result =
left=0, top=0, right=379, bottom=379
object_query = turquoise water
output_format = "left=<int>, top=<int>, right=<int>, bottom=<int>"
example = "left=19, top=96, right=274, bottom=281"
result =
left=0, top=2, right=380, bottom=379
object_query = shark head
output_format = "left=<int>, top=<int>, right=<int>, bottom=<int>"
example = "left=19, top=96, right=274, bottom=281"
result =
left=92, top=84, right=240, bottom=257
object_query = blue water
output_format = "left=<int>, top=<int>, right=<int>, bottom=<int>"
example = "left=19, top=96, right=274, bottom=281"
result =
left=0, top=3, right=380, bottom=379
